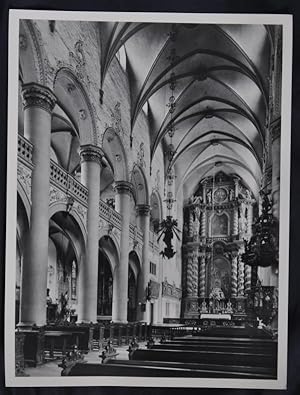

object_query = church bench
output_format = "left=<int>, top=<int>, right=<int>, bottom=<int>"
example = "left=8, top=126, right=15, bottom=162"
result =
left=65, top=361, right=276, bottom=379
left=151, top=343, right=277, bottom=355
left=171, top=336, right=276, bottom=344
left=190, top=327, right=273, bottom=339
left=131, top=348, right=276, bottom=368
left=107, top=359, right=277, bottom=379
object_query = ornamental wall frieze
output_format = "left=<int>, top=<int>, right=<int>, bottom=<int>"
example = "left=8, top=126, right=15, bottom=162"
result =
left=72, top=201, right=87, bottom=223
left=17, top=163, right=32, bottom=202
left=105, top=102, right=124, bottom=137
left=49, top=186, right=68, bottom=205
left=25, top=21, right=47, bottom=86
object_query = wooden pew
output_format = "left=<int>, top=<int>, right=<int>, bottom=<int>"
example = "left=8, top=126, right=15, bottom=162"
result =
left=151, top=343, right=276, bottom=355
left=130, top=348, right=276, bottom=368
left=65, top=361, right=276, bottom=378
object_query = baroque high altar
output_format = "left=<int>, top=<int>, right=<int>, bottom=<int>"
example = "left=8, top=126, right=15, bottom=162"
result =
left=182, top=171, right=256, bottom=319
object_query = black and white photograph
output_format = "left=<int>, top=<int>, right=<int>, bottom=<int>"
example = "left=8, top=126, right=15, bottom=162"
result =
left=5, top=10, right=292, bottom=389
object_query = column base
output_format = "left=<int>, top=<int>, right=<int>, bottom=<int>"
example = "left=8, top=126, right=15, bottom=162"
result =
left=76, top=319, right=97, bottom=325
left=17, top=321, right=37, bottom=329
left=111, top=320, right=128, bottom=324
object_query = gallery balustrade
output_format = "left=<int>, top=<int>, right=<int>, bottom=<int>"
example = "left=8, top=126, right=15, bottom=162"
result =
left=17, top=134, right=158, bottom=252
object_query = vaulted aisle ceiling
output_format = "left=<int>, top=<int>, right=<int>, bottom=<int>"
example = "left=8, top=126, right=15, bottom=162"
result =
left=100, top=22, right=273, bottom=199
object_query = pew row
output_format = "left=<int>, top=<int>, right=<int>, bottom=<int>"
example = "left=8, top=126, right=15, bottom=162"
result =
left=65, top=361, right=276, bottom=379
left=130, top=348, right=276, bottom=368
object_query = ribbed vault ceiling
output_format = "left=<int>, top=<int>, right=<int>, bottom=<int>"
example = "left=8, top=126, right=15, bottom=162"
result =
left=101, top=22, right=272, bottom=199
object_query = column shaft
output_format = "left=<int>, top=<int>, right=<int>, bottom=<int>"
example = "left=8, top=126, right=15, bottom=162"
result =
left=247, top=204, right=253, bottom=235
left=231, top=254, right=238, bottom=298
left=237, top=256, right=245, bottom=296
left=112, top=181, right=133, bottom=323
left=186, top=251, right=194, bottom=297
left=189, top=210, right=194, bottom=237
left=199, top=255, right=206, bottom=298
left=19, top=83, right=56, bottom=327
left=200, top=210, right=206, bottom=237
left=78, top=145, right=102, bottom=323
left=136, top=205, right=150, bottom=322
left=244, top=264, right=252, bottom=293
left=233, top=207, right=239, bottom=235
left=192, top=251, right=199, bottom=297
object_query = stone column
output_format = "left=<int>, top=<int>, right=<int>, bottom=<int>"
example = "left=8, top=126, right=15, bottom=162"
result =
left=136, top=204, right=151, bottom=322
left=78, top=145, right=103, bottom=323
left=200, top=210, right=207, bottom=237
left=199, top=254, right=206, bottom=298
left=231, top=252, right=238, bottom=298
left=244, top=264, right=252, bottom=293
left=192, top=251, right=199, bottom=297
left=237, top=255, right=245, bottom=297
left=112, top=181, right=133, bottom=323
left=186, top=250, right=194, bottom=297
left=19, top=83, right=56, bottom=327
left=271, top=119, right=281, bottom=221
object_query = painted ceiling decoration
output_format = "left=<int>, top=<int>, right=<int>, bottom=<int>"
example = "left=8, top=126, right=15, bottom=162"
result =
left=100, top=22, right=272, bottom=200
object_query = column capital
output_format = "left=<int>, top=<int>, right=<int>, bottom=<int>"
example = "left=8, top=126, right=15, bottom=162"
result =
left=80, top=144, right=103, bottom=166
left=136, top=204, right=151, bottom=216
left=114, top=180, right=134, bottom=196
left=135, top=204, right=151, bottom=216
left=22, top=82, right=56, bottom=113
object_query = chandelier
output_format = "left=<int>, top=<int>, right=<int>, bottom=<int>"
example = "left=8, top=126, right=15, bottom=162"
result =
left=157, top=25, right=181, bottom=259
left=242, top=192, right=278, bottom=267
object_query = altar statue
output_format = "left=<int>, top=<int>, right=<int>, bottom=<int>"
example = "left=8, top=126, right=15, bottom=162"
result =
left=206, top=190, right=212, bottom=203
left=209, top=287, right=225, bottom=313
left=200, top=300, right=208, bottom=313
left=226, top=300, right=233, bottom=314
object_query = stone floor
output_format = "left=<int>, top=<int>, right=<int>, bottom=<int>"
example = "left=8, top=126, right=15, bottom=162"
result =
left=24, top=342, right=148, bottom=377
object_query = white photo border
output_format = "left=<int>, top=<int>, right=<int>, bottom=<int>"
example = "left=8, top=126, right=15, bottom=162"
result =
left=5, top=9, right=293, bottom=389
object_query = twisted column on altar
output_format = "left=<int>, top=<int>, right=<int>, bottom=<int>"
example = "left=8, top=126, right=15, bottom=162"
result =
left=192, top=251, right=199, bottom=296
left=231, top=252, right=238, bottom=298
left=189, top=209, right=194, bottom=237
left=186, top=250, right=194, bottom=297
left=199, top=254, right=206, bottom=298
left=200, top=210, right=207, bottom=237
left=244, top=264, right=252, bottom=293
left=247, top=203, right=253, bottom=236
left=233, top=204, right=239, bottom=236
left=237, top=255, right=245, bottom=296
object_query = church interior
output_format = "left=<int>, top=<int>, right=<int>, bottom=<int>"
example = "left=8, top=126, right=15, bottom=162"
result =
left=15, top=19, right=282, bottom=378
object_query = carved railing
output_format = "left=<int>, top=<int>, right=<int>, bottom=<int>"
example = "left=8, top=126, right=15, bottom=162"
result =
left=99, top=200, right=122, bottom=230
left=50, top=161, right=88, bottom=206
left=18, top=134, right=33, bottom=166
left=17, top=135, right=158, bottom=254
left=129, top=224, right=144, bottom=245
